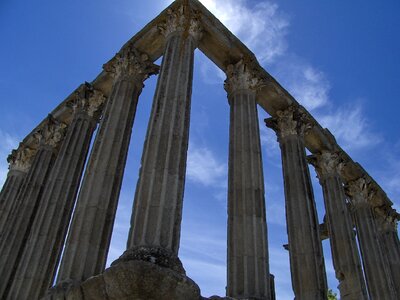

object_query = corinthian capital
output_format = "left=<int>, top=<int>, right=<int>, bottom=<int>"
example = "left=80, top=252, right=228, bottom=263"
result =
left=34, top=115, right=67, bottom=149
left=224, top=60, right=264, bottom=95
left=104, top=46, right=159, bottom=83
left=307, top=151, right=343, bottom=180
left=7, top=144, right=35, bottom=173
left=68, top=85, right=106, bottom=119
left=158, top=6, right=203, bottom=43
left=265, top=105, right=313, bottom=141
left=345, top=177, right=374, bottom=209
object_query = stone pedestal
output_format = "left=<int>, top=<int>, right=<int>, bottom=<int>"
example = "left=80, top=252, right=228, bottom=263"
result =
left=375, top=209, right=400, bottom=297
left=345, top=178, right=397, bottom=299
left=308, top=152, right=367, bottom=300
left=44, top=260, right=201, bottom=300
left=56, top=47, right=159, bottom=284
left=225, top=60, right=271, bottom=300
left=0, top=117, right=66, bottom=299
left=126, top=6, right=201, bottom=263
left=8, top=87, right=105, bottom=300
left=265, top=106, right=327, bottom=300
left=0, top=145, right=34, bottom=236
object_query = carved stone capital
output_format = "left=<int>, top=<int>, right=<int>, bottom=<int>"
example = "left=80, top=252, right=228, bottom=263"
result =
left=68, top=85, right=106, bottom=120
left=67, top=84, right=106, bottom=119
left=34, top=115, right=67, bottom=149
left=377, top=209, right=399, bottom=233
left=7, top=144, right=35, bottom=173
left=158, top=6, right=203, bottom=43
left=307, top=151, right=343, bottom=179
left=224, top=60, right=264, bottom=96
left=265, top=105, right=313, bottom=140
left=345, top=178, right=374, bottom=209
left=104, top=46, right=159, bottom=83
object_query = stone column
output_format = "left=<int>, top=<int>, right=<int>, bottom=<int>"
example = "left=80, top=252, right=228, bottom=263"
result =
left=0, top=145, right=34, bottom=236
left=308, top=152, right=368, bottom=300
left=374, top=209, right=400, bottom=297
left=119, top=6, right=201, bottom=272
left=265, top=106, right=327, bottom=300
left=345, top=178, right=397, bottom=299
left=8, top=86, right=105, bottom=300
left=56, top=47, right=159, bottom=284
left=0, top=117, right=66, bottom=299
left=224, top=60, right=271, bottom=300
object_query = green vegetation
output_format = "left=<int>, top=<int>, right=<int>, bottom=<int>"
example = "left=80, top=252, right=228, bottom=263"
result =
left=328, top=289, right=338, bottom=300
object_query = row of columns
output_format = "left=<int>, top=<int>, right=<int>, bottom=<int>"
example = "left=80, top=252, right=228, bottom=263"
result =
left=0, top=5, right=398, bottom=300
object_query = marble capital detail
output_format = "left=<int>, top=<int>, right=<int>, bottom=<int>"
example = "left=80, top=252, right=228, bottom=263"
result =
left=265, top=105, right=313, bottom=140
left=224, top=60, right=264, bottom=95
left=68, top=85, right=107, bottom=119
left=158, top=5, right=203, bottom=42
left=34, top=116, right=67, bottom=149
left=104, top=46, right=159, bottom=83
left=307, top=151, right=343, bottom=180
left=7, top=144, right=35, bottom=173
left=345, top=178, right=374, bottom=209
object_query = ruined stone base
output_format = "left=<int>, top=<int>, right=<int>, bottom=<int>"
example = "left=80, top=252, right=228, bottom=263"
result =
left=44, top=260, right=201, bottom=300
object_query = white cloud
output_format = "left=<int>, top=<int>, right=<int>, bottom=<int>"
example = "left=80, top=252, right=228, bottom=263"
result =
left=317, top=104, right=382, bottom=151
left=187, top=144, right=227, bottom=188
left=199, top=0, right=289, bottom=64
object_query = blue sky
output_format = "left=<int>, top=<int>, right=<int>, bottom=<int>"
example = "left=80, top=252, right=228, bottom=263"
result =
left=1, top=0, right=399, bottom=299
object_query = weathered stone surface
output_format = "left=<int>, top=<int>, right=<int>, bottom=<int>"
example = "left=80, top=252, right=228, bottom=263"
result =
left=56, top=46, right=159, bottom=284
left=9, top=86, right=104, bottom=300
left=128, top=5, right=201, bottom=256
left=113, top=246, right=185, bottom=274
left=0, top=116, right=66, bottom=300
left=225, top=60, right=271, bottom=300
left=265, top=105, right=327, bottom=300
left=375, top=209, right=400, bottom=297
left=345, top=178, right=397, bottom=299
left=46, top=260, right=200, bottom=300
left=0, top=145, right=34, bottom=236
left=308, top=152, right=368, bottom=300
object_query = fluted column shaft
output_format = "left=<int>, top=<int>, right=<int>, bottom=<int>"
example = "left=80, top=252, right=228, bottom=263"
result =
left=0, top=118, right=66, bottom=299
left=375, top=210, right=400, bottom=297
left=308, top=152, right=367, bottom=300
left=266, top=106, right=327, bottom=300
left=0, top=170, right=25, bottom=231
left=126, top=9, right=201, bottom=263
left=0, top=146, right=33, bottom=235
left=225, top=61, right=271, bottom=300
left=8, top=87, right=104, bottom=300
left=345, top=178, right=397, bottom=299
left=56, top=48, right=158, bottom=284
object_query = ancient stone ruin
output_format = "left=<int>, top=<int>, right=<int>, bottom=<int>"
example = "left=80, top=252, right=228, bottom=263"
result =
left=0, top=1, right=399, bottom=299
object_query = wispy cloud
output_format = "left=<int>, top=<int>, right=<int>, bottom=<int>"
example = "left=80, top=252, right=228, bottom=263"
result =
left=199, top=0, right=289, bottom=64
left=187, top=143, right=227, bottom=188
left=317, top=103, right=382, bottom=151
left=274, top=58, right=331, bottom=111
